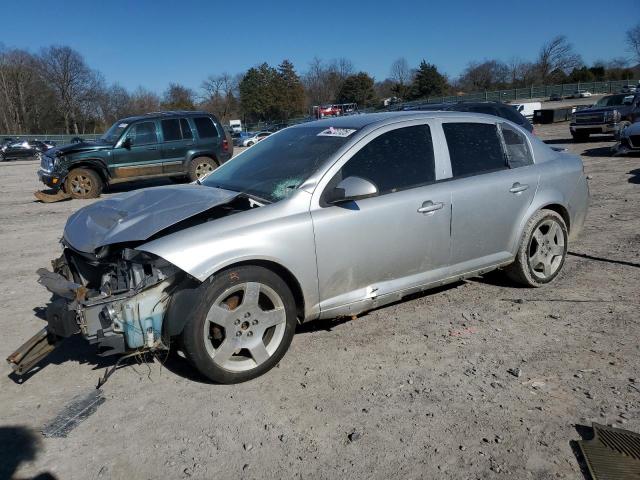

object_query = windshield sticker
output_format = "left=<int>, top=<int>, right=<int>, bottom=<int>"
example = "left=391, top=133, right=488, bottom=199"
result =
left=317, top=127, right=356, bottom=138
left=118, top=123, right=128, bottom=128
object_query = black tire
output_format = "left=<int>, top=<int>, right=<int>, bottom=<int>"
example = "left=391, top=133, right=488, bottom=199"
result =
left=246, top=141, right=254, bottom=147
left=65, top=167, right=103, bottom=199
left=571, top=131, right=589, bottom=142
left=182, top=265, right=297, bottom=383
left=504, top=210, right=568, bottom=287
left=187, top=156, right=218, bottom=182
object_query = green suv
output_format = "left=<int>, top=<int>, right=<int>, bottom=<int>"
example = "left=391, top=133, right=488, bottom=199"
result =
left=37, top=111, right=233, bottom=199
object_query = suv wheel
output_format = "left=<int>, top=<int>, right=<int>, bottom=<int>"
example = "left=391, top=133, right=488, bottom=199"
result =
left=188, top=157, right=218, bottom=182
left=181, top=265, right=297, bottom=383
left=504, top=209, right=568, bottom=287
left=65, top=168, right=103, bottom=199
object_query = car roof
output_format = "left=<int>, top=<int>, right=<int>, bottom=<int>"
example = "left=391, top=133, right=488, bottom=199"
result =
left=117, top=110, right=213, bottom=123
left=289, top=110, right=514, bottom=130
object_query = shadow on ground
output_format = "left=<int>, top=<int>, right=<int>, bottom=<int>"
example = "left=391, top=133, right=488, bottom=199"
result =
left=0, top=426, right=57, bottom=480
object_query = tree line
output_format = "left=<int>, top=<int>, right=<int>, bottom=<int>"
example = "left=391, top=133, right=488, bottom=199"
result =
left=1, top=26, right=639, bottom=134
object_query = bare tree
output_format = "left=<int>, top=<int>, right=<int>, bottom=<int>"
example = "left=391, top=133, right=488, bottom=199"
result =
left=39, top=46, right=101, bottom=134
left=626, top=23, right=640, bottom=64
left=536, top=36, right=582, bottom=81
left=458, top=60, right=510, bottom=91
left=389, top=57, right=411, bottom=98
left=201, top=72, right=239, bottom=120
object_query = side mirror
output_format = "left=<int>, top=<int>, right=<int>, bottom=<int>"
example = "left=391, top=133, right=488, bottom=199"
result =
left=326, top=176, right=378, bottom=204
left=122, top=137, right=132, bottom=149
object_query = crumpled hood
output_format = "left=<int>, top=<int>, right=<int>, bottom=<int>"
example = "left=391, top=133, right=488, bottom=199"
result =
left=47, top=140, right=111, bottom=157
left=63, top=184, right=238, bottom=253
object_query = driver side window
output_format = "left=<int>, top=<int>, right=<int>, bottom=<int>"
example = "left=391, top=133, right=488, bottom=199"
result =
left=127, top=121, right=158, bottom=146
left=336, top=124, right=436, bottom=195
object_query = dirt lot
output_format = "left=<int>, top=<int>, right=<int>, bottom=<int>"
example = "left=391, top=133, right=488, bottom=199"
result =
left=1, top=125, right=639, bottom=480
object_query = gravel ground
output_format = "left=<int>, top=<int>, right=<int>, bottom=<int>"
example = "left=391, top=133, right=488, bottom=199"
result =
left=0, top=125, right=639, bottom=480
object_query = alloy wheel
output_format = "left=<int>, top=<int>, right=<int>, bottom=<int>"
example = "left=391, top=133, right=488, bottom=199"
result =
left=195, top=162, right=214, bottom=179
left=527, top=218, right=566, bottom=280
left=69, top=174, right=93, bottom=195
left=203, top=282, right=287, bottom=372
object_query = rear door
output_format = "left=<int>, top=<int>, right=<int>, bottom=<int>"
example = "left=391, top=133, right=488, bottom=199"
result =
left=160, top=118, right=195, bottom=174
left=441, top=121, right=539, bottom=273
left=111, top=120, right=163, bottom=179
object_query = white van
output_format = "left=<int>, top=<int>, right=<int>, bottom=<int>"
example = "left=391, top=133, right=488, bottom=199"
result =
left=510, top=102, right=541, bottom=120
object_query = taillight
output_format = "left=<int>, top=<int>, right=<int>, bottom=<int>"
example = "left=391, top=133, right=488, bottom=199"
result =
left=222, top=138, right=229, bottom=152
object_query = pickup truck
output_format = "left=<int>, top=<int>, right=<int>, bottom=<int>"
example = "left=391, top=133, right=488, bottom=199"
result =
left=570, top=93, right=640, bottom=141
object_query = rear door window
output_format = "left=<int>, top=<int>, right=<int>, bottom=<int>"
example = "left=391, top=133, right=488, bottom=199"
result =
left=161, top=119, right=182, bottom=142
left=442, top=122, right=506, bottom=177
left=500, top=123, right=533, bottom=168
left=339, top=124, right=435, bottom=195
left=194, top=117, right=219, bottom=138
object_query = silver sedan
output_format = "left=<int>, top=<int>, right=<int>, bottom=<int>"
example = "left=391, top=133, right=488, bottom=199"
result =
left=8, top=112, right=589, bottom=383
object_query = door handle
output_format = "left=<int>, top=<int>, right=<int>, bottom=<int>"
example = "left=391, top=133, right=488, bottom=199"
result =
left=146, top=146, right=158, bottom=151
left=509, top=182, right=529, bottom=193
left=417, top=201, right=444, bottom=214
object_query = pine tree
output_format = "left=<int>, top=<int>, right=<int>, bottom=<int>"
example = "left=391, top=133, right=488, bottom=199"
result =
left=337, top=72, right=376, bottom=107
left=408, top=61, right=448, bottom=100
left=276, top=60, right=305, bottom=120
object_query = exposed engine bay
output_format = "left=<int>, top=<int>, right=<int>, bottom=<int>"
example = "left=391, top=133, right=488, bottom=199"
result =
left=7, top=194, right=263, bottom=375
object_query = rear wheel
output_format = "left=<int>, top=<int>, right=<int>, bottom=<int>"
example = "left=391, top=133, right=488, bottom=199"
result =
left=182, top=266, right=297, bottom=383
left=65, top=168, right=103, bottom=199
left=504, top=210, right=568, bottom=287
left=188, top=157, right=218, bottom=182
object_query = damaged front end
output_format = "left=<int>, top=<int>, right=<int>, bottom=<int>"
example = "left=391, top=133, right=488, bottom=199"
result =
left=7, top=245, right=183, bottom=375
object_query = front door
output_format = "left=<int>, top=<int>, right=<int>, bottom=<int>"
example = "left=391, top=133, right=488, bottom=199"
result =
left=310, top=123, right=451, bottom=316
left=111, top=120, right=163, bottom=180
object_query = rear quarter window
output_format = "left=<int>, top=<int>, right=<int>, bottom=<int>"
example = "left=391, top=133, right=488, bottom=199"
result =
left=193, top=117, right=219, bottom=139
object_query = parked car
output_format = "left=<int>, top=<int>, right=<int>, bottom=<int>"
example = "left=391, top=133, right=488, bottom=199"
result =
left=9, top=111, right=589, bottom=383
left=404, top=101, right=534, bottom=132
left=2, top=137, right=16, bottom=146
left=36, top=111, right=233, bottom=199
left=570, top=92, right=639, bottom=141
left=620, top=84, right=637, bottom=94
left=0, top=140, right=49, bottom=161
left=613, top=120, right=640, bottom=155
left=70, top=137, right=84, bottom=143
left=549, top=93, right=563, bottom=101
left=241, top=131, right=271, bottom=147
left=572, top=90, right=592, bottom=98
left=232, top=131, right=254, bottom=147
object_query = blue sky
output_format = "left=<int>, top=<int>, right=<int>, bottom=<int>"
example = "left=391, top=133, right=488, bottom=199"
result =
left=2, top=0, right=637, bottom=94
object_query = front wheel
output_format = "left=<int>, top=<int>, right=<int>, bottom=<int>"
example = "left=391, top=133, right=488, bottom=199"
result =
left=181, top=266, right=297, bottom=383
left=65, top=168, right=103, bottom=199
left=504, top=210, right=568, bottom=287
